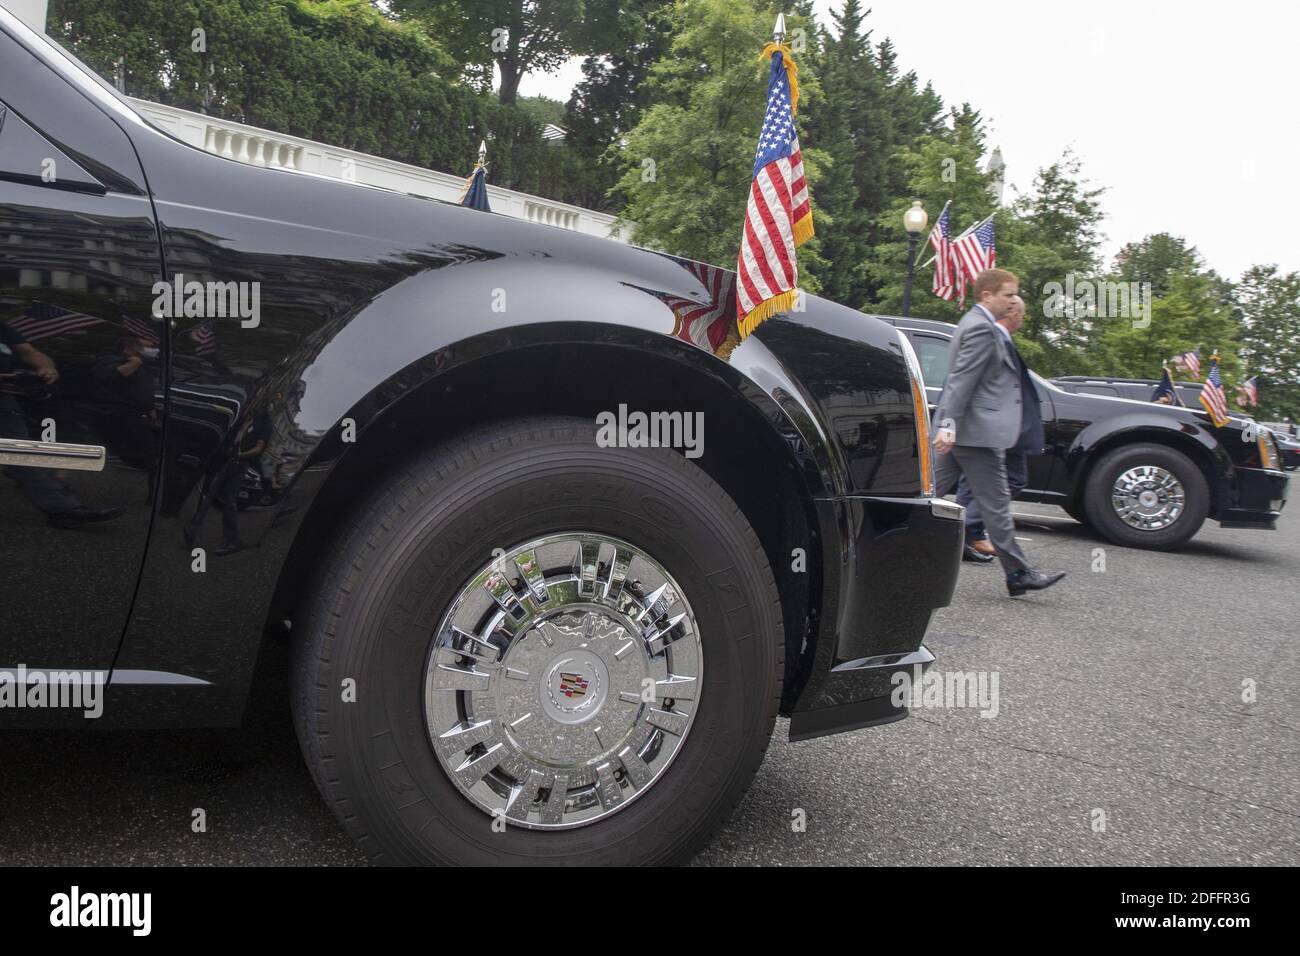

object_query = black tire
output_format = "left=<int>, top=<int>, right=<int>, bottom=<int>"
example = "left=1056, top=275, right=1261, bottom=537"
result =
left=1082, top=442, right=1209, bottom=550
left=1062, top=501, right=1089, bottom=525
left=291, top=415, right=783, bottom=865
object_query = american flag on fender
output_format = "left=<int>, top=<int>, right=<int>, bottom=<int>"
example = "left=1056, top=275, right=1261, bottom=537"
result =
left=661, top=259, right=739, bottom=359
left=928, top=204, right=957, bottom=302
left=1199, top=354, right=1230, bottom=427
left=123, top=316, right=162, bottom=347
left=735, top=42, right=813, bottom=339
left=7, top=303, right=102, bottom=341
left=953, top=217, right=996, bottom=282
left=1236, top=375, right=1258, bottom=407
left=190, top=319, right=217, bottom=355
left=1174, top=348, right=1201, bottom=379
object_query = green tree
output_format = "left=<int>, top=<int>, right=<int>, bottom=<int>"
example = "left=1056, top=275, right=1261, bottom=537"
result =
left=997, top=149, right=1106, bottom=373
left=1238, top=265, right=1300, bottom=422
left=1090, top=269, right=1242, bottom=383
left=563, top=0, right=674, bottom=212
left=614, top=0, right=826, bottom=283
left=862, top=108, right=992, bottom=319
left=390, top=0, right=609, bottom=105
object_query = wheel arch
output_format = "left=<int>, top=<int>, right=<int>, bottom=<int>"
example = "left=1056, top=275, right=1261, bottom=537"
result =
left=264, top=335, right=826, bottom=714
left=1068, top=425, right=1229, bottom=518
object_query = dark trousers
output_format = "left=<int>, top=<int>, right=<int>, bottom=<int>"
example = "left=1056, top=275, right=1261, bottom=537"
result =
left=935, top=445, right=1030, bottom=575
left=957, top=451, right=1028, bottom=539
left=186, top=458, right=242, bottom=546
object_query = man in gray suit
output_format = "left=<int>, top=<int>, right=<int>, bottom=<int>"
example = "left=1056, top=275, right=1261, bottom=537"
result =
left=932, top=268, right=1065, bottom=597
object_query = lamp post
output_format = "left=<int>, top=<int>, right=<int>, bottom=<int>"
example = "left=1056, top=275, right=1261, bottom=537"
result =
left=901, top=201, right=928, bottom=317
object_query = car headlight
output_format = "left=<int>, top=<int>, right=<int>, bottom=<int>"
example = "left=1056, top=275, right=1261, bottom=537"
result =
left=1259, top=430, right=1280, bottom=470
left=896, top=330, right=935, bottom=496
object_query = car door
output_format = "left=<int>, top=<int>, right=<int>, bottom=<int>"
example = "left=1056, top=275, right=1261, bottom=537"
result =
left=0, top=22, right=164, bottom=676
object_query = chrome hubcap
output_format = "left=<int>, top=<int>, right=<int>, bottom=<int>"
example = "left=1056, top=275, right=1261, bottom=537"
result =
left=424, top=533, right=702, bottom=830
left=1111, top=465, right=1185, bottom=530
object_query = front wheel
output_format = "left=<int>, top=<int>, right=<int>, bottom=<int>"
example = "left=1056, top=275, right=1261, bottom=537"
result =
left=292, top=415, right=783, bottom=865
left=1082, top=442, right=1209, bottom=550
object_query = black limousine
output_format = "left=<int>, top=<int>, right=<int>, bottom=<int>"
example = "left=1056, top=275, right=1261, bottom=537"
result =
left=886, top=317, right=1288, bottom=550
left=0, top=10, right=964, bottom=865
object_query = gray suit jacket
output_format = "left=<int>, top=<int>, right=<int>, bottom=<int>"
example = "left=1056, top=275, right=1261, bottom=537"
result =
left=932, top=306, right=1023, bottom=449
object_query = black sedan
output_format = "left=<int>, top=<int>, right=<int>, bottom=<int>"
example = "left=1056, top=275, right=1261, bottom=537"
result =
left=0, top=12, right=962, bottom=866
left=887, top=317, right=1288, bottom=550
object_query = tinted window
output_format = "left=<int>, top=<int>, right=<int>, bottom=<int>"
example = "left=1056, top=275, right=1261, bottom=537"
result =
left=911, top=334, right=950, bottom=387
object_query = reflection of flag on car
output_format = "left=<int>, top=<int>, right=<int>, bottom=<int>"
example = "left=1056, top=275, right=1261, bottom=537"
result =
left=735, top=41, right=813, bottom=340
left=8, top=303, right=102, bottom=341
left=1174, top=348, right=1201, bottom=379
left=662, top=259, right=739, bottom=359
left=1236, top=375, right=1258, bottom=407
left=1151, top=364, right=1185, bottom=406
left=191, top=319, right=217, bottom=355
left=123, top=316, right=162, bottom=347
left=1199, top=354, right=1230, bottom=426
left=953, top=216, right=996, bottom=282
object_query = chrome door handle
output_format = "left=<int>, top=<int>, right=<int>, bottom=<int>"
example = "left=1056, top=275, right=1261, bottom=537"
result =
left=0, top=437, right=106, bottom=471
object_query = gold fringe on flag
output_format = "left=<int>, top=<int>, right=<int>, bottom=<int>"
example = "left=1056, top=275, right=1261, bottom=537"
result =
left=792, top=211, right=814, bottom=246
left=738, top=288, right=798, bottom=340
left=759, top=42, right=800, bottom=115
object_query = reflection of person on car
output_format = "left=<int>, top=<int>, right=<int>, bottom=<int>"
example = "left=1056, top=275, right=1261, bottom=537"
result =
left=91, top=336, right=160, bottom=503
left=183, top=409, right=271, bottom=557
left=0, top=322, right=124, bottom=528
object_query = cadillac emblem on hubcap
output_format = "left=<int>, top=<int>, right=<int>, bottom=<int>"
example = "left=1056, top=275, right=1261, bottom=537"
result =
left=424, top=533, right=703, bottom=830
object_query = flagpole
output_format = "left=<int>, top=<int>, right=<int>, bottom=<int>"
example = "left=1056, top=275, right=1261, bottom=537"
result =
left=914, top=199, right=951, bottom=271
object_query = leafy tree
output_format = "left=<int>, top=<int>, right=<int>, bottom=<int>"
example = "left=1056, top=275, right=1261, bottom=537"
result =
left=1238, top=265, right=1300, bottom=422
left=1113, top=233, right=1201, bottom=298
left=49, top=0, right=559, bottom=192
left=862, top=108, right=992, bottom=319
left=563, top=0, right=674, bottom=212
left=1090, top=269, right=1242, bottom=383
left=389, top=0, right=610, bottom=105
left=996, top=149, right=1106, bottom=373
left=614, top=0, right=826, bottom=285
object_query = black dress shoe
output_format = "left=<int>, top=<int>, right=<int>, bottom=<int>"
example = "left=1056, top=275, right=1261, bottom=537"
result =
left=1006, top=568, right=1066, bottom=597
left=963, top=543, right=996, bottom=563
left=46, top=506, right=126, bottom=529
left=213, top=540, right=248, bottom=557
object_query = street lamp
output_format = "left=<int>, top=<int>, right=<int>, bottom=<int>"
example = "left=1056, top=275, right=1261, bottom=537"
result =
left=901, top=201, right=928, bottom=317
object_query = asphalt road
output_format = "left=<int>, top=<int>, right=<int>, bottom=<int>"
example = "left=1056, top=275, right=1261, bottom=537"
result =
left=2, top=503, right=1296, bottom=866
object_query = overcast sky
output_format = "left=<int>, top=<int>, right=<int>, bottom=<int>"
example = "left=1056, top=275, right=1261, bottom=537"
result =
left=520, top=0, right=1297, bottom=281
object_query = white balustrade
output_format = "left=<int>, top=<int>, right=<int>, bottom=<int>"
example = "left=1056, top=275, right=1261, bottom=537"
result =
left=129, top=98, right=629, bottom=243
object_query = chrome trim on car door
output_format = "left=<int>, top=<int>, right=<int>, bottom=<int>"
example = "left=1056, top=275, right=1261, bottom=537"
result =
left=0, top=438, right=106, bottom=471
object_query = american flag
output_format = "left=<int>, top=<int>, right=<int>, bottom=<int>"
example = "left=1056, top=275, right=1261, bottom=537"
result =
left=661, top=259, right=738, bottom=358
left=190, top=319, right=217, bottom=355
left=1174, top=349, right=1201, bottom=379
left=123, top=316, right=162, bottom=347
left=7, top=303, right=102, bottom=341
left=1236, top=375, right=1258, bottom=407
left=928, top=204, right=959, bottom=302
left=953, top=217, right=996, bottom=282
left=735, top=44, right=813, bottom=339
left=1199, top=354, right=1230, bottom=426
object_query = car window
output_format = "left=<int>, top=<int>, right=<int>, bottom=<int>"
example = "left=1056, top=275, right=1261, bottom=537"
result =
left=910, top=334, right=950, bottom=388
left=1075, top=385, right=1121, bottom=398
